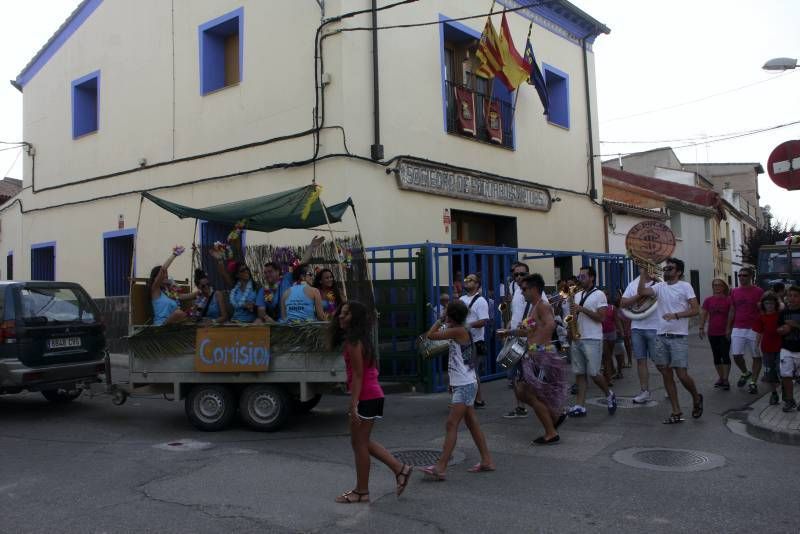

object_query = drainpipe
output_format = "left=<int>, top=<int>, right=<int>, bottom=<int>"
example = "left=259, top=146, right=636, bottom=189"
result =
left=370, top=0, right=384, bottom=160
left=581, top=35, right=597, bottom=200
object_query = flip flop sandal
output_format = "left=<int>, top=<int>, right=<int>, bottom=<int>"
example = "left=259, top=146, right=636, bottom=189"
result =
left=421, top=465, right=446, bottom=481
left=395, top=464, right=412, bottom=496
left=692, top=394, right=704, bottom=419
left=662, top=412, right=685, bottom=424
left=532, top=435, right=560, bottom=445
left=335, top=490, right=370, bottom=504
left=467, top=463, right=496, bottom=473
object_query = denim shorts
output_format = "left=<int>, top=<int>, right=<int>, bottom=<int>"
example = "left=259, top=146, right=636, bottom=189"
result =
left=654, top=335, right=689, bottom=368
left=450, top=382, right=478, bottom=406
left=570, top=339, right=602, bottom=377
left=631, top=328, right=657, bottom=360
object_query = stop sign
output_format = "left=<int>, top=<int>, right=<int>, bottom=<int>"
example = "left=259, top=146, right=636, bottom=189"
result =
left=767, top=140, right=800, bottom=190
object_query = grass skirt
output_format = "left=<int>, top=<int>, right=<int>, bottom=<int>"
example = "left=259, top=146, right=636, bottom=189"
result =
left=517, top=350, right=568, bottom=416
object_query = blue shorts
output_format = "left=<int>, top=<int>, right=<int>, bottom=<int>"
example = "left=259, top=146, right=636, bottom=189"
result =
left=654, top=335, right=689, bottom=368
left=450, top=382, right=478, bottom=406
left=631, top=328, right=657, bottom=360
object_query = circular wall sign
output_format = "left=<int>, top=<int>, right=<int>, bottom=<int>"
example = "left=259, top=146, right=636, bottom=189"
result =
left=625, top=221, right=676, bottom=264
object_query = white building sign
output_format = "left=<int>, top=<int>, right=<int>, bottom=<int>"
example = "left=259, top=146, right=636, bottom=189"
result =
left=395, top=159, right=551, bottom=212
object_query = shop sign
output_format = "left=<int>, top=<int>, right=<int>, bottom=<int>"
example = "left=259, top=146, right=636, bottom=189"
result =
left=195, top=326, right=271, bottom=372
left=394, top=158, right=551, bottom=211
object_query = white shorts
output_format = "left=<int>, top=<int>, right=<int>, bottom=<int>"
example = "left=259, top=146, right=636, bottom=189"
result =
left=779, top=349, right=800, bottom=378
left=730, top=329, right=759, bottom=358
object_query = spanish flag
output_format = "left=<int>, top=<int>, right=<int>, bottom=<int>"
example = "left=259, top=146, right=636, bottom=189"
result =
left=475, top=18, right=502, bottom=79
left=496, top=13, right=532, bottom=91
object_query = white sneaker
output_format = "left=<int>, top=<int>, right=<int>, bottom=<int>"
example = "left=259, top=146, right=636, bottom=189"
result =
left=633, top=390, right=651, bottom=404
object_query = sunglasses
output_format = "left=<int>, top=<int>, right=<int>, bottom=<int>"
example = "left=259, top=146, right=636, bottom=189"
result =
left=663, top=266, right=675, bottom=272
left=738, top=274, right=750, bottom=278
left=513, top=271, right=526, bottom=277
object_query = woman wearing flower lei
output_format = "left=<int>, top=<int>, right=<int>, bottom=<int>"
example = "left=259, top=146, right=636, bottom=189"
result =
left=228, top=261, right=260, bottom=323
left=148, top=246, right=194, bottom=326
left=192, top=269, right=229, bottom=324
left=313, top=268, right=344, bottom=320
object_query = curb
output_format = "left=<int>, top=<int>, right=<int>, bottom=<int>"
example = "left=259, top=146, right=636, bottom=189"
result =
left=744, top=390, right=800, bottom=446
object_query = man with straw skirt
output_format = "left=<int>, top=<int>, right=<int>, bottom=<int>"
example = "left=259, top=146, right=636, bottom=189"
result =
left=504, top=274, right=568, bottom=445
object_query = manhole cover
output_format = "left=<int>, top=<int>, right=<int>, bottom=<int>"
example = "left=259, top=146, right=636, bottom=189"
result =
left=587, top=396, right=657, bottom=408
left=613, top=447, right=725, bottom=472
left=389, top=448, right=465, bottom=467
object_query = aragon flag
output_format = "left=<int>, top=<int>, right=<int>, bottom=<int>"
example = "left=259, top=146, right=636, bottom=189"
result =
left=496, top=13, right=532, bottom=91
left=524, top=38, right=550, bottom=116
left=475, top=18, right=502, bottom=79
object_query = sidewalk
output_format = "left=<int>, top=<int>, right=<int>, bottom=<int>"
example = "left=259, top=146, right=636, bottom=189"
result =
left=745, top=385, right=800, bottom=446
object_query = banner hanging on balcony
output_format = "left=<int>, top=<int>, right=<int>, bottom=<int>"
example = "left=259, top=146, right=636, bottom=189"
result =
left=484, top=99, right=503, bottom=144
left=454, top=86, right=476, bottom=136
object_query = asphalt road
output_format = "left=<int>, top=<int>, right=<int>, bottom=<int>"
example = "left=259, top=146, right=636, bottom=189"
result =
left=1, top=336, right=797, bottom=534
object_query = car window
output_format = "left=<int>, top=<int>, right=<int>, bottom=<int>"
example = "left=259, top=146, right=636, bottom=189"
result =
left=19, top=287, right=97, bottom=323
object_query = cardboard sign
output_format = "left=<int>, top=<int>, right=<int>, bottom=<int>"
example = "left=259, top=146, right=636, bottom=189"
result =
left=195, top=326, right=270, bottom=373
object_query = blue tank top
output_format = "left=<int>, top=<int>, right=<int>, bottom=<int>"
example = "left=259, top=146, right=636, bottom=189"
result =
left=285, top=284, right=316, bottom=322
left=152, top=291, right=178, bottom=326
left=205, top=292, right=221, bottom=320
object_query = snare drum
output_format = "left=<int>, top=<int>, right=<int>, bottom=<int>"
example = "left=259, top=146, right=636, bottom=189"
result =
left=416, top=335, right=449, bottom=359
left=497, top=337, right=528, bottom=369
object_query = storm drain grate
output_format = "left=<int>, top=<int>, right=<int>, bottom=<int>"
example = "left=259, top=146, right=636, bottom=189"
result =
left=587, top=396, right=657, bottom=409
left=389, top=448, right=465, bottom=467
left=613, top=447, right=725, bottom=472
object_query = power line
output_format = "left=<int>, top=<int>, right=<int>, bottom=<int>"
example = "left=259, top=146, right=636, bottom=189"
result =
left=2, top=149, right=22, bottom=177
left=600, top=70, right=798, bottom=124
left=600, top=124, right=785, bottom=144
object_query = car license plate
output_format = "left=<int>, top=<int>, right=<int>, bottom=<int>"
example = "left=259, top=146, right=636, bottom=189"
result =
left=47, top=337, right=82, bottom=349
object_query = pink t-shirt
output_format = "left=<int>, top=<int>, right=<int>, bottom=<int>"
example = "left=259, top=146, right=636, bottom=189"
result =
left=731, top=285, right=764, bottom=330
left=602, top=305, right=617, bottom=333
left=702, top=295, right=732, bottom=336
left=343, top=342, right=384, bottom=401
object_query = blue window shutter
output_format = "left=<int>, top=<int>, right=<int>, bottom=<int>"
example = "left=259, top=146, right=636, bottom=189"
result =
left=104, top=235, right=134, bottom=296
left=31, top=246, right=55, bottom=281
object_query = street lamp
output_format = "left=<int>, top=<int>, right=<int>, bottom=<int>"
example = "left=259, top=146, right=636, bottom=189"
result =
left=763, top=57, right=798, bottom=71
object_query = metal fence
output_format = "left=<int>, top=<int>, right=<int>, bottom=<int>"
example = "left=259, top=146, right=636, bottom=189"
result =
left=444, top=80, right=515, bottom=150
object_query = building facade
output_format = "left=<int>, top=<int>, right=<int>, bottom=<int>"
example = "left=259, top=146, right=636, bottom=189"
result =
left=2, top=0, right=610, bottom=296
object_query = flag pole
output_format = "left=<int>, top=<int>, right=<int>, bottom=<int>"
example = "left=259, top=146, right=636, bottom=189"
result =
left=509, top=20, right=534, bottom=127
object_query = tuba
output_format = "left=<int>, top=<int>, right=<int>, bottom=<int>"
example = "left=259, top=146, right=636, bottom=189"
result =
left=623, top=221, right=676, bottom=321
left=564, top=286, right=581, bottom=341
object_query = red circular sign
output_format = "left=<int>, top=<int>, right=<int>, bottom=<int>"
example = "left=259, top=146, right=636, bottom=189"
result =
left=767, top=140, right=800, bottom=191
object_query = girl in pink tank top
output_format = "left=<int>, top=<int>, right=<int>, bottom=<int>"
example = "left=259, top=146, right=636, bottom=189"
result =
left=329, top=301, right=412, bottom=504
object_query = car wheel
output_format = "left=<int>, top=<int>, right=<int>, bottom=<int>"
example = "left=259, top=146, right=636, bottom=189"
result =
left=292, top=394, right=322, bottom=414
left=239, top=385, right=289, bottom=432
left=184, top=384, right=237, bottom=431
left=41, top=388, right=82, bottom=403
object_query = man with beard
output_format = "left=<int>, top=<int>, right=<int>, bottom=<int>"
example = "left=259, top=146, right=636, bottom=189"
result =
left=638, top=257, right=703, bottom=424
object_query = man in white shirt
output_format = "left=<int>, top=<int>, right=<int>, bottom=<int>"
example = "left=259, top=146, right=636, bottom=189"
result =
left=460, top=273, right=490, bottom=407
left=621, top=275, right=661, bottom=403
left=498, top=262, right=531, bottom=418
left=567, top=266, right=617, bottom=417
left=638, top=257, right=703, bottom=424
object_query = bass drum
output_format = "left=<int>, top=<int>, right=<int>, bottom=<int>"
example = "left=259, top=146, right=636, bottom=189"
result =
left=622, top=295, right=659, bottom=321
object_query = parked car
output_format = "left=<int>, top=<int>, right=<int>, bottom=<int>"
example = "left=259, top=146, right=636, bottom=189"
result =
left=0, top=281, right=106, bottom=402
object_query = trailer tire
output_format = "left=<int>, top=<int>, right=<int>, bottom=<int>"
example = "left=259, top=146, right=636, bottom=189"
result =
left=292, top=394, right=322, bottom=414
left=185, top=384, right=237, bottom=431
left=239, top=384, right=289, bottom=432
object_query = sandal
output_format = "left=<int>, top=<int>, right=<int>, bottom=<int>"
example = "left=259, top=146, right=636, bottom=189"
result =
left=692, top=394, right=704, bottom=419
left=335, top=489, right=370, bottom=504
left=532, top=435, right=560, bottom=445
left=421, top=465, right=446, bottom=481
left=662, top=412, right=684, bottom=424
left=467, top=462, right=496, bottom=473
left=395, top=464, right=412, bottom=496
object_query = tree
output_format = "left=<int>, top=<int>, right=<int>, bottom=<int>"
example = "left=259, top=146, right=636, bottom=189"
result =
left=742, top=217, right=798, bottom=266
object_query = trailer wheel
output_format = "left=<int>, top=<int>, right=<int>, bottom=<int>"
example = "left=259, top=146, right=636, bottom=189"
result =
left=185, top=385, right=237, bottom=431
left=292, top=394, right=322, bottom=414
left=239, top=385, right=289, bottom=432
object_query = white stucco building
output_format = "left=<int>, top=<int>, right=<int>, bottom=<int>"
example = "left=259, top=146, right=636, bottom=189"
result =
left=1, top=0, right=610, bottom=297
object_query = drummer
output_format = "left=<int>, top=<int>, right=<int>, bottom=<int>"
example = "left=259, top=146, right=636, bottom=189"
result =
left=501, top=274, right=569, bottom=445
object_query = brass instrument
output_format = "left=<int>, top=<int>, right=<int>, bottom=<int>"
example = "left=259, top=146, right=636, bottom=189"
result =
left=622, top=254, right=662, bottom=321
left=564, top=286, right=581, bottom=341
left=623, top=221, right=676, bottom=321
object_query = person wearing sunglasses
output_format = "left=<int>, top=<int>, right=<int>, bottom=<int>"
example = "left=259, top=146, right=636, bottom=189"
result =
left=459, top=273, right=490, bottom=408
left=229, top=261, right=260, bottom=323
left=726, top=267, right=764, bottom=393
left=497, top=262, right=531, bottom=419
left=637, top=257, right=703, bottom=424
left=192, top=269, right=229, bottom=324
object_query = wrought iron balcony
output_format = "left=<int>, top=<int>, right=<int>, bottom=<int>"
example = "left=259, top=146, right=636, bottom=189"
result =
left=444, top=79, right=515, bottom=150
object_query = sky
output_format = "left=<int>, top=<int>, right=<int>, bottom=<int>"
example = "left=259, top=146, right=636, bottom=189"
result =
left=1, top=0, right=799, bottom=226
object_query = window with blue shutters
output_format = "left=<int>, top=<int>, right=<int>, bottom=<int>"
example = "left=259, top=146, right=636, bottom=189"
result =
left=199, top=8, right=243, bottom=95
left=72, top=71, right=100, bottom=138
left=31, top=243, right=56, bottom=281
left=103, top=230, right=135, bottom=296
left=543, top=64, right=569, bottom=129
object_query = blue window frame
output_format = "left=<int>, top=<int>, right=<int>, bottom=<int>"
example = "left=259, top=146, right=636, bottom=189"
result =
left=543, top=64, right=569, bottom=129
left=31, top=242, right=56, bottom=281
left=103, top=229, right=135, bottom=297
left=6, top=251, right=12, bottom=280
left=199, top=7, right=243, bottom=95
left=72, top=70, right=100, bottom=138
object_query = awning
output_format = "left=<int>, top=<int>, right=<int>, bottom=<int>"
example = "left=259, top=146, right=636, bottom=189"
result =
left=142, top=185, right=352, bottom=233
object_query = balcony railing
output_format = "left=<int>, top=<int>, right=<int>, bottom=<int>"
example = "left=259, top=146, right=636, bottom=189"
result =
left=444, top=79, right=515, bottom=150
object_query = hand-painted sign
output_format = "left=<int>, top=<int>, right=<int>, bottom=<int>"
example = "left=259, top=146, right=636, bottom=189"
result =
left=195, top=326, right=270, bottom=372
left=395, top=158, right=551, bottom=211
